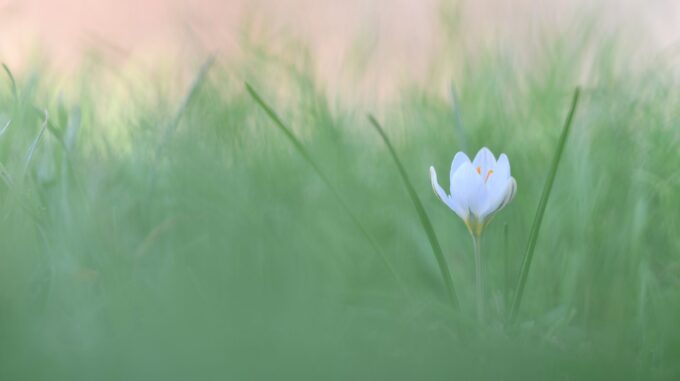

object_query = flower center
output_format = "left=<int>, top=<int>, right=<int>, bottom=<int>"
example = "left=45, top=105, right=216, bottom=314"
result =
left=476, top=166, right=494, bottom=182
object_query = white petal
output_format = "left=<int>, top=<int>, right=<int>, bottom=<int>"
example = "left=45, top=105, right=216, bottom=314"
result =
left=483, top=154, right=510, bottom=209
left=485, top=177, right=517, bottom=217
left=501, top=177, right=517, bottom=208
left=451, top=162, right=485, bottom=219
left=431, top=166, right=467, bottom=219
left=430, top=166, right=449, bottom=204
left=482, top=181, right=508, bottom=216
left=447, top=197, right=468, bottom=221
left=493, top=153, right=511, bottom=181
left=472, top=147, right=496, bottom=174
left=449, top=151, right=471, bottom=193
left=481, top=178, right=510, bottom=217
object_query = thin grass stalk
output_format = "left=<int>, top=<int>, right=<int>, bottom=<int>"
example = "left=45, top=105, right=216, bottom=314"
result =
left=158, top=56, right=215, bottom=153
left=245, top=83, right=410, bottom=297
left=367, top=114, right=460, bottom=310
left=2, top=63, right=18, bottom=100
left=147, top=57, right=214, bottom=199
left=0, top=120, right=10, bottom=137
left=509, top=88, right=581, bottom=322
left=23, top=109, right=49, bottom=176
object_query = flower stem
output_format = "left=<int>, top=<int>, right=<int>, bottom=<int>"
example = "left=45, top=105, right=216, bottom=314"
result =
left=472, top=234, right=484, bottom=324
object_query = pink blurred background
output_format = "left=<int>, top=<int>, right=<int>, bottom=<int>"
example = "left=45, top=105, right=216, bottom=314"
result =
left=1, top=0, right=679, bottom=94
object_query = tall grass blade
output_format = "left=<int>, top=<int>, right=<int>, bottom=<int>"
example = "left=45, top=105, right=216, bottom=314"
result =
left=158, top=56, right=215, bottom=154
left=0, top=119, right=10, bottom=137
left=0, top=161, right=14, bottom=188
left=509, top=88, right=581, bottom=322
left=2, top=63, right=18, bottom=100
left=23, top=109, right=49, bottom=176
left=367, top=114, right=460, bottom=310
left=245, top=83, right=409, bottom=296
left=148, top=57, right=215, bottom=197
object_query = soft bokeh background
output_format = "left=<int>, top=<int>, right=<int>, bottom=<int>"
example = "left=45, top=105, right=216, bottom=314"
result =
left=3, top=0, right=680, bottom=94
left=1, top=1, right=680, bottom=380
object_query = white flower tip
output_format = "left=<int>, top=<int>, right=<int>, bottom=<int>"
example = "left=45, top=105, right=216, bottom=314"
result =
left=473, top=147, right=497, bottom=169
left=430, top=166, right=451, bottom=205
left=429, top=166, right=439, bottom=189
left=478, top=146, right=494, bottom=157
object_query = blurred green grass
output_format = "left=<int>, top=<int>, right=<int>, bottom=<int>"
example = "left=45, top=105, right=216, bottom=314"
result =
left=0, top=16, right=680, bottom=381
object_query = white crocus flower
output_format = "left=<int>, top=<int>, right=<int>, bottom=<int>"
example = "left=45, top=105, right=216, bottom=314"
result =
left=430, top=147, right=517, bottom=238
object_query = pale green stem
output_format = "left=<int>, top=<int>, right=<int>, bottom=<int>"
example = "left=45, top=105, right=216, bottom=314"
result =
left=472, top=234, right=484, bottom=324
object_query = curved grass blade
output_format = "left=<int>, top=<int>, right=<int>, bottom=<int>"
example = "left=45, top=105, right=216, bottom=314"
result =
left=367, top=114, right=459, bottom=310
left=23, top=109, right=49, bottom=176
left=0, top=119, right=10, bottom=137
left=2, top=63, right=18, bottom=100
left=509, top=88, right=581, bottom=322
left=147, top=57, right=215, bottom=198
left=158, top=56, right=215, bottom=154
left=245, top=83, right=410, bottom=297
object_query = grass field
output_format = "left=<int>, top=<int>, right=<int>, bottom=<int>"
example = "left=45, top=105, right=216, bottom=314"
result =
left=0, top=8, right=679, bottom=380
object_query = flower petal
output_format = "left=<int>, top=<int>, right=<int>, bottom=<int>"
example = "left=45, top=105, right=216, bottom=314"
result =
left=472, top=147, right=496, bottom=174
left=430, top=166, right=449, bottom=204
left=431, top=166, right=467, bottom=219
left=449, top=151, right=471, bottom=193
left=451, top=162, right=485, bottom=218
left=484, top=176, right=517, bottom=218
left=480, top=179, right=508, bottom=217
left=482, top=153, right=510, bottom=211
left=493, top=153, right=511, bottom=181
left=500, top=177, right=517, bottom=209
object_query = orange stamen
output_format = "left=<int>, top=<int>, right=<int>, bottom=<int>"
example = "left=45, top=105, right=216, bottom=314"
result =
left=476, top=166, right=481, bottom=174
left=485, top=169, right=494, bottom=182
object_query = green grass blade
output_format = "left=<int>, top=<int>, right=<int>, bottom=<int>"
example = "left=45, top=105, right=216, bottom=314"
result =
left=509, top=88, right=581, bottom=322
left=0, top=119, right=10, bottom=137
left=2, top=63, right=18, bottom=100
left=148, top=57, right=215, bottom=197
left=245, top=83, right=410, bottom=297
left=245, top=83, right=328, bottom=180
left=23, top=109, right=49, bottom=176
left=367, top=114, right=460, bottom=310
left=158, top=56, right=215, bottom=153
